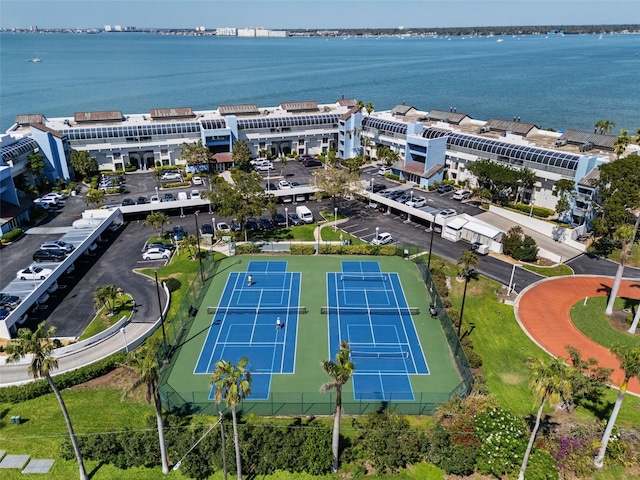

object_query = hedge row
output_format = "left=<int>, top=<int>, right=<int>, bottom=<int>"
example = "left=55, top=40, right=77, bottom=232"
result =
left=1, top=227, right=24, bottom=244
left=0, top=351, right=126, bottom=403
left=319, top=244, right=396, bottom=255
left=161, top=181, right=191, bottom=189
left=507, top=202, right=555, bottom=218
left=235, top=243, right=262, bottom=254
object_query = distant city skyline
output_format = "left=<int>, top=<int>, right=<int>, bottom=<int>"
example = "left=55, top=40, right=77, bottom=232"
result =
left=1, top=0, right=638, bottom=30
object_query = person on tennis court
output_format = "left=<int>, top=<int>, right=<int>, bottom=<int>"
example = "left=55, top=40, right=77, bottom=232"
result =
left=247, top=275, right=252, bottom=286
left=276, top=317, right=283, bottom=329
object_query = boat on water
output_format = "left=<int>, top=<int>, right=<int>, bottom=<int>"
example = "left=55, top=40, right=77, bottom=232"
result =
left=29, top=57, right=42, bottom=63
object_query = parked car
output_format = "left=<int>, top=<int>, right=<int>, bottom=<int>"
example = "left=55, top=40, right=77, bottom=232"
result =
left=33, top=249, right=67, bottom=262
left=37, top=292, right=50, bottom=304
left=254, top=162, right=274, bottom=171
left=200, top=223, right=214, bottom=235
left=173, top=226, right=186, bottom=241
left=34, top=196, right=59, bottom=206
left=384, top=190, right=404, bottom=200
left=34, top=201, right=51, bottom=210
left=371, top=232, right=393, bottom=245
left=216, top=222, right=231, bottom=233
left=272, top=213, right=287, bottom=227
left=436, top=184, right=454, bottom=193
left=372, top=183, right=387, bottom=193
left=0, top=293, right=22, bottom=310
left=250, top=158, right=269, bottom=166
left=136, top=196, right=148, bottom=204
left=142, top=247, right=172, bottom=260
left=267, top=182, right=277, bottom=191
left=259, top=217, right=274, bottom=230
left=143, top=242, right=176, bottom=253
left=278, top=179, right=291, bottom=189
left=150, top=195, right=161, bottom=204
left=304, top=159, right=322, bottom=167
left=0, top=309, right=11, bottom=321
left=121, top=198, right=135, bottom=206
left=287, top=212, right=304, bottom=226
left=47, top=281, right=60, bottom=294
left=436, top=209, right=457, bottom=221
left=161, top=171, right=182, bottom=181
left=191, top=190, right=201, bottom=199
left=17, top=266, right=53, bottom=281
left=40, top=240, right=74, bottom=252
left=378, top=166, right=391, bottom=175
left=298, top=154, right=314, bottom=163
left=453, top=189, right=472, bottom=200
left=42, top=192, right=67, bottom=201
left=192, top=176, right=203, bottom=185
left=245, top=217, right=260, bottom=232
left=395, top=192, right=412, bottom=204
left=230, top=219, right=242, bottom=231
left=405, top=196, right=427, bottom=208
left=163, top=193, right=175, bottom=202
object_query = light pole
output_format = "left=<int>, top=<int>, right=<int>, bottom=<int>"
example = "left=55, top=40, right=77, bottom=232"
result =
left=194, top=210, right=204, bottom=282
left=120, top=327, right=129, bottom=353
left=154, top=269, right=167, bottom=351
left=375, top=226, right=379, bottom=244
left=334, top=207, right=338, bottom=232
left=458, top=268, right=474, bottom=338
left=410, top=190, right=414, bottom=203
left=155, top=186, right=159, bottom=203
left=507, top=263, right=521, bottom=295
left=285, top=207, right=288, bottom=228
left=427, top=221, right=436, bottom=272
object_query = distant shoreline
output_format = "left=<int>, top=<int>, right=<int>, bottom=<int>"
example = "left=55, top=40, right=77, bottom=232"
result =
left=3, top=24, right=640, bottom=37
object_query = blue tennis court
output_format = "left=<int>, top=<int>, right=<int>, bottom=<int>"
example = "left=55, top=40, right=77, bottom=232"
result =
left=195, top=261, right=300, bottom=400
left=327, top=261, right=429, bottom=401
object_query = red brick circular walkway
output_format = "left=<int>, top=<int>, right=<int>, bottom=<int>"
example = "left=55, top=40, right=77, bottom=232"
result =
left=516, top=275, right=640, bottom=396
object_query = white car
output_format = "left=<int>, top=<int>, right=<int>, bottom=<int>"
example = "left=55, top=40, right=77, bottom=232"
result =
left=191, top=190, right=201, bottom=199
left=436, top=209, right=457, bottom=221
left=453, top=189, right=473, bottom=200
left=405, top=196, right=427, bottom=208
left=254, top=162, right=274, bottom=171
left=250, top=158, right=269, bottom=166
left=161, top=171, right=182, bottom=181
left=42, top=192, right=66, bottom=201
left=278, top=180, right=291, bottom=189
left=34, top=196, right=59, bottom=206
left=371, top=232, right=393, bottom=245
left=142, top=247, right=172, bottom=261
left=17, top=266, right=53, bottom=281
left=192, top=176, right=203, bottom=185
left=150, top=195, right=161, bottom=204
left=216, top=222, right=231, bottom=233
left=378, top=166, right=391, bottom=175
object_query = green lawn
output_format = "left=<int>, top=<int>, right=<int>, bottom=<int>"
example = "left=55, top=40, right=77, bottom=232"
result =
left=571, top=296, right=640, bottom=350
left=521, top=263, right=574, bottom=277
left=78, top=294, right=134, bottom=340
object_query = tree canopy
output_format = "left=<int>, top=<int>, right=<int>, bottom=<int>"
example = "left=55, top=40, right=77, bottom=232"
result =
left=70, top=150, right=98, bottom=179
left=180, top=141, right=211, bottom=169
left=312, top=164, right=360, bottom=208
left=231, top=140, right=252, bottom=172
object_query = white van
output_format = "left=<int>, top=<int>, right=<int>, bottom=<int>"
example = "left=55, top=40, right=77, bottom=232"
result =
left=177, top=192, right=189, bottom=201
left=296, top=205, right=314, bottom=224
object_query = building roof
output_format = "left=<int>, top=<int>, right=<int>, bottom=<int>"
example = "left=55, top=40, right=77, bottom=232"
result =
left=463, top=220, right=503, bottom=240
left=424, top=110, right=470, bottom=124
left=340, top=106, right=359, bottom=121
left=391, top=104, right=417, bottom=116
left=218, top=104, right=261, bottom=116
left=485, top=118, right=538, bottom=136
left=279, top=101, right=318, bottom=112
left=15, top=114, right=45, bottom=126
left=337, top=98, right=357, bottom=107
left=149, top=107, right=195, bottom=119
left=74, top=111, right=123, bottom=123
left=578, top=166, right=600, bottom=187
left=30, top=123, right=66, bottom=139
left=559, top=130, right=616, bottom=151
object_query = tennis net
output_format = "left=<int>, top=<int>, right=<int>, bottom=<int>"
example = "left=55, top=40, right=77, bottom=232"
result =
left=350, top=351, right=410, bottom=359
left=320, top=306, right=419, bottom=315
left=340, top=273, right=389, bottom=282
left=207, top=306, right=308, bottom=315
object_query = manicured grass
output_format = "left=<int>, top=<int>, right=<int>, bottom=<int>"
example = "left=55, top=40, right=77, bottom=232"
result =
left=320, top=226, right=363, bottom=243
left=571, top=296, right=640, bottom=350
left=608, top=244, right=640, bottom=268
left=521, top=263, right=574, bottom=277
left=78, top=294, right=134, bottom=341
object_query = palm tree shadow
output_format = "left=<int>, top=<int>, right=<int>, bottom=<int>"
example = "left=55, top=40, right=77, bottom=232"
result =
left=88, top=461, right=106, bottom=479
left=523, top=413, right=558, bottom=437
left=597, top=283, right=612, bottom=295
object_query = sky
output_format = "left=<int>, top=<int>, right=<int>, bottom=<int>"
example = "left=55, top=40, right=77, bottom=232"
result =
left=1, top=0, right=638, bottom=30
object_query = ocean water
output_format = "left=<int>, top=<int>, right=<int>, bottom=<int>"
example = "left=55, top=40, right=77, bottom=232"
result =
left=1, top=32, right=639, bottom=133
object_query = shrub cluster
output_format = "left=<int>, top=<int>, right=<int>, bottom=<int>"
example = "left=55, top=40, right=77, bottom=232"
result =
left=1, top=227, right=24, bottom=244
left=502, top=226, right=539, bottom=262
left=161, top=181, right=191, bottom=188
left=0, top=352, right=126, bottom=403
left=290, top=244, right=315, bottom=255
left=318, top=244, right=396, bottom=255
left=235, top=243, right=262, bottom=254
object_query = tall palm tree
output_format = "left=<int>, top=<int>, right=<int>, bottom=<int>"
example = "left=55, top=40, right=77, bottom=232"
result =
left=6, top=323, right=88, bottom=480
left=143, top=211, right=171, bottom=237
left=456, top=250, right=479, bottom=337
left=321, top=340, right=355, bottom=473
left=211, top=357, right=252, bottom=480
left=121, top=338, right=170, bottom=474
left=594, top=119, right=615, bottom=135
left=594, top=345, right=640, bottom=468
left=605, top=211, right=640, bottom=315
left=518, top=357, right=572, bottom=480
left=614, top=129, right=630, bottom=158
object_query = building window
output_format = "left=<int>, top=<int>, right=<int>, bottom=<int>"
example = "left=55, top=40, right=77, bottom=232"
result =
left=298, top=139, right=305, bottom=146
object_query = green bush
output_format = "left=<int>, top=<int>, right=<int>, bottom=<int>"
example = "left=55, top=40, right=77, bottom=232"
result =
left=474, top=407, right=527, bottom=478
left=1, top=227, right=24, bottom=243
left=162, top=181, right=191, bottom=188
left=507, top=202, right=554, bottom=218
left=236, top=243, right=262, bottom=254
left=0, top=352, right=126, bottom=403
left=124, top=163, right=137, bottom=172
left=106, top=187, right=124, bottom=194
left=290, top=244, right=315, bottom=255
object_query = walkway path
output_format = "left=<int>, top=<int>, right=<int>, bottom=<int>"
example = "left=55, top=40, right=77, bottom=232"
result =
left=516, top=276, right=640, bottom=396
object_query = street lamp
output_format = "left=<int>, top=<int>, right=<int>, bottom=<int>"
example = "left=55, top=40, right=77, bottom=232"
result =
left=507, top=263, right=521, bottom=295
left=334, top=207, right=338, bottom=232
left=120, top=327, right=129, bottom=353
left=458, top=268, right=474, bottom=338
left=285, top=207, right=289, bottom=228
left=427, top=221, right=436, bottom=272
left=410, top=190, right=414, bottom=203
left=154, top=269, right=167, bottom=351
left=155, top=186, right=159, bottom=203
left=194, top=210, right=204, bottom=282
left=375, top=226, right=379, bottom=243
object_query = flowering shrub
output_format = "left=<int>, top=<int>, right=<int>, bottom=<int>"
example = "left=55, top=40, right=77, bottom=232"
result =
left=550, top=436, right=595, bottom=479
left=474, top=407, right=527, bottom=478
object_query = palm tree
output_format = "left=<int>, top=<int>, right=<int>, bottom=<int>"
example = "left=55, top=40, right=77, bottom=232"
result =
left=143, top=211, right=171, bottom=238
left=321, top=340, right=355, bottom=473
left=456, top=250, right=479, bottom=337
left=93, top=284, right=119, bottom=314
left=5, top=323, right=88, bottom=480
left=518, top=357, right=572, bottom=480
left=594, top=345, right=640, bottom=468
left=605, top=210, right=640, bottom=315
left=121, top=338, right=170, bottom=474
left=182, top=234, right=199, bottom=260
left=594, top=119, right=615, bottom=135
left=614, top=129, right=630, bottom=158
left=211, top=357, right=252, bottom=480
